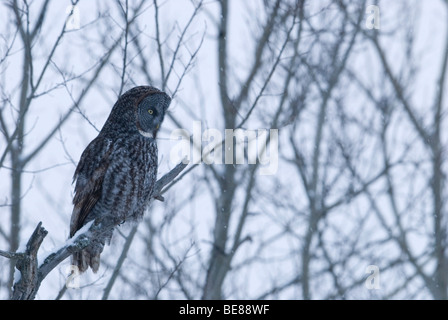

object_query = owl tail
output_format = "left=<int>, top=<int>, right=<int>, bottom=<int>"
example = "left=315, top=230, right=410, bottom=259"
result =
left=71, top=228, right=114, bottom=273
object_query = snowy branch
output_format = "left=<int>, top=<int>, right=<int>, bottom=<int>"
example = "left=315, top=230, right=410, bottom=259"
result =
left=1, top=161, right=189, bottom=300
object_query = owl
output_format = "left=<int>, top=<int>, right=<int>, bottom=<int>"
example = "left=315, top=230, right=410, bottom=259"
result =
left=69, top=86, right=171, bottom=273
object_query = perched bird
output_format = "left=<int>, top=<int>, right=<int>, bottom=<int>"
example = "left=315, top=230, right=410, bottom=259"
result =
left=69, top=86, right=171, bottom=273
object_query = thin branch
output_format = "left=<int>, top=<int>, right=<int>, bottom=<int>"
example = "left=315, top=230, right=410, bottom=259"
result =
left=20, top=34, right=123, bottom=166
left=154, top=0, right=166, bottom=87
left=102, top=224, right=138, bottom=300
left=369, top=35, right=431, bottom=144
left=117, top=0, right=129, bottom=96
left=0, top=249, right=23, bottom=260
left=236, top=10, right=297, bottom=129
left=154, top=241, right=195, bottom=299
left=163, top=0, right=203, bottom=88
left=171, top=29, right=206, bottom=98
left=234, top=0, right=281, bottom=110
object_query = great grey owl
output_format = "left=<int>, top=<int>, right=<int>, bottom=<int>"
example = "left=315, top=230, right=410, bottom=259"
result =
left=69, top=86, right=171, bottom=273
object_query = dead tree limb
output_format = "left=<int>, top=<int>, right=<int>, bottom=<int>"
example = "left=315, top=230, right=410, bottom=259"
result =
left=1, top=161, right=189, bottom=300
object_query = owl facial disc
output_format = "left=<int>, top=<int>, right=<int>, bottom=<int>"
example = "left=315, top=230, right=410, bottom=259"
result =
left=137, top=92, right=171, bottom=138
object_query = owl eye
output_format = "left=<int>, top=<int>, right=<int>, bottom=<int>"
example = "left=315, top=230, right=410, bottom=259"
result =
left=148, top=109, right=154, bottom=115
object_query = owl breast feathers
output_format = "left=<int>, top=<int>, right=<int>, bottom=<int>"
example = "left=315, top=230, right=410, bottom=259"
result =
left=70, top=86, right=171, bottom=273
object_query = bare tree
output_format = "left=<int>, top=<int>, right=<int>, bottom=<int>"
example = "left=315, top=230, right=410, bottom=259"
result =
left=359, top=0, right=448, bottom=299
left=0, top=0, right=192, bottom=299
left=2, top=0, right=448, bottom=301
left=0, top=0, right=126, bottom=295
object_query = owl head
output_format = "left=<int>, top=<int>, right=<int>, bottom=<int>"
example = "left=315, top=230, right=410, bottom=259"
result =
left=102, top=86, right=171, bottom=139
left=136, top=90, right=171, bottom=138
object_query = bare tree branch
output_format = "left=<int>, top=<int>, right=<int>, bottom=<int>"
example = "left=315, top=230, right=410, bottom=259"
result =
left=2, top=160, right=189, bottom=300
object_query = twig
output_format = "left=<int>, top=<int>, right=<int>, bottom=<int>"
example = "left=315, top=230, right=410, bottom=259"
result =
left=153, top=0, right=166, bottom=87
left=102, top=224, right=138, bottom=300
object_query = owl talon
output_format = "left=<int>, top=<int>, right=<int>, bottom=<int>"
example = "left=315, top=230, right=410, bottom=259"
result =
left=154, top=194, right=164, bottom=202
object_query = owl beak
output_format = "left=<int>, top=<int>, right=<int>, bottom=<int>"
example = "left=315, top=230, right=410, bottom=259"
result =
left=153, top=124, right=160, bottom=138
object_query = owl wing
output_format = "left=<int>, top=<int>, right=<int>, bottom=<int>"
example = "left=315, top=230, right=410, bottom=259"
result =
left=70, top=137, right=113, bottom=238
